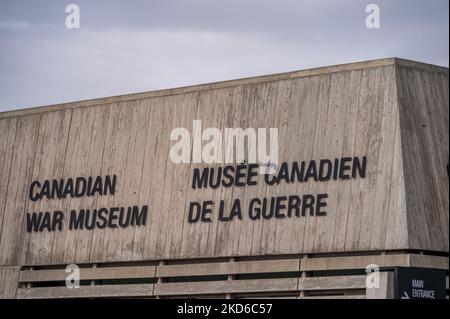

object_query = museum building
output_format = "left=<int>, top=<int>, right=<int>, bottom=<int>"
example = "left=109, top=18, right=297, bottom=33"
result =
left=0, top=58, right=448, bottom=299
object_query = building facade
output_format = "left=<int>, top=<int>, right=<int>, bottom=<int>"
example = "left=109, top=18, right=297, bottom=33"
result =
left=0, top=58, right=448, bottom=299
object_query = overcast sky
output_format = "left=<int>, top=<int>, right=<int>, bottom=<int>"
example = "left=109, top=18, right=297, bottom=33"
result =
left=0, top=0, right=448, bottom=112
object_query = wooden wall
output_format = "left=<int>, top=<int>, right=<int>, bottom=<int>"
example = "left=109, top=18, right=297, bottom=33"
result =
left=0, top=58, right=447, bottom=268
left=396, top=63, right=449, bottom=252
left=0, top=266, right=19, bottom=298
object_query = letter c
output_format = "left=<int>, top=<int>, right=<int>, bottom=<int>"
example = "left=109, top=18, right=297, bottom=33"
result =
left=29, top=181, right=41, bottom=201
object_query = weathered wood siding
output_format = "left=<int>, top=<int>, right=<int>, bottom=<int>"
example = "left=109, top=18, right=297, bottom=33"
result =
left=396, top=63, right=449, bottom=252
left=0, top=266, right=19, bottom=298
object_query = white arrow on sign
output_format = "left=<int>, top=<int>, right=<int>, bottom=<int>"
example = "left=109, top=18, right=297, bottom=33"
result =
left=401, top=292, right=410, bottom=299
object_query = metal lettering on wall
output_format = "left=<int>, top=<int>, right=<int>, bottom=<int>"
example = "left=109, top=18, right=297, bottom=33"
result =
left=26, top=175, right=148, bottom=232
left=25, top=155, right=367, bottom=232
left=188, top=156, right=367, bottom=223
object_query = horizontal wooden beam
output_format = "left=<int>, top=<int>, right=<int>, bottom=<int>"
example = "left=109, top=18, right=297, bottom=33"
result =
left=19, top=254, right=447, bottom=284
left=301, top=254, right=410, bottom=271
left=156, top=259, right=300, bottom=277
left=154, top=278, right=298, bottom=296
left=408, top=254, right=449, bottom=270
left=19, top=266, right=156, bottom=283
left=17, top=284, right=154, bottom=299
left=299, top=275, right=366, bottom=290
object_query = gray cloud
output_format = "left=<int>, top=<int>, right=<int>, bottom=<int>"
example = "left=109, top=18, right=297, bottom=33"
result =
left=0, top=0, right=448, bottom=111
